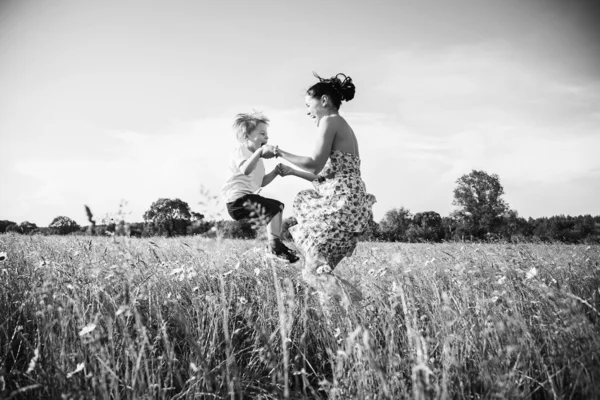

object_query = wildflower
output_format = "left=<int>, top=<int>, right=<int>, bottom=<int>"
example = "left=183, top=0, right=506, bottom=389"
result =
left=238, top=297, right=248, bottom=305
left=190, top=362, right=200, bottom=372
left=316, top=265, right=331, bottom=274
left=497, top=276, right=506, bottom=285
left=0, top=252, right=6, bottom=262
left=254, top=268, right=261, bottom=276
left=26, top=348, right=39, bottom=373
left=115, top=305, right=130, bottom=316
left=78, top=323, right=97, bottom=336
left=525, top=267, right=537, bottom=280
left=66, top=362, right=85, bottom=379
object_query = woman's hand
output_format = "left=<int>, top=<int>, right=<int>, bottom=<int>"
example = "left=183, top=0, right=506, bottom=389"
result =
left=277, top=163, right=295, bottom=177
left=261, top=145, right=277, bottom=159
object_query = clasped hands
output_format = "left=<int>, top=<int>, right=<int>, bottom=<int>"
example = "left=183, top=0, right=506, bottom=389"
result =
left=276, top=163, right=294, bottom=177
left=260, top=145, right=278, bottom=159
left=261, top=145, right=293, bottom=176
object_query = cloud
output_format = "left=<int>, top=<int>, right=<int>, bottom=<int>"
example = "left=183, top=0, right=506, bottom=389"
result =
left=364, top=41, right=600, bottom=186
left=6, top=39, right=599, bottom=224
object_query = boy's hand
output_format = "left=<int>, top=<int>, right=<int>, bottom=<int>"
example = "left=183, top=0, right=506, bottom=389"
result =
left=261, top=145, right=276, bottom=159
left=277, top=163, right=295, bottom=177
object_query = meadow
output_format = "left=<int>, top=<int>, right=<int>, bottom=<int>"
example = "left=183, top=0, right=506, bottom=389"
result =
left=0, top=233, right=599, bottom=399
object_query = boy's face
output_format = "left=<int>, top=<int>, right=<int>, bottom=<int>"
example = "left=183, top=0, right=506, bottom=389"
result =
left=245, top=122, right=269, bottom=151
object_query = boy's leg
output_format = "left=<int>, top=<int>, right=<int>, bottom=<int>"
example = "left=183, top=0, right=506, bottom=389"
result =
left=235, top=194, right=298, bottom=263
left=266, top=211, right=283, bottom=243
left=266, top=211, right=298, bottom=263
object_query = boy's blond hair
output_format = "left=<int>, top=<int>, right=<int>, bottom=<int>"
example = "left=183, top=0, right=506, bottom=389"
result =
left=233, top=112, right=270, bottom=143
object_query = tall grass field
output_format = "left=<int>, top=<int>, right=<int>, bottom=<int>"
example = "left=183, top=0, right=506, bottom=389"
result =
left=1, top=234, right=599, bottom=399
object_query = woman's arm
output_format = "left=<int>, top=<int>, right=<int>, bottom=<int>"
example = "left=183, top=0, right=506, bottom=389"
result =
left=278, top=163, right=318, bottom=182
left=276, top=116, right=337, bottom=175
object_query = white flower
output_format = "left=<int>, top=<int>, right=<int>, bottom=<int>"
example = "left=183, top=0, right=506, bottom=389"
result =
left=525, top=267, right=538, bottom=280
left=254, top=268, right=261, bottom=276
left=79, top=324, right=96, bottom=336
left=26, top=348, right=39, bottom=373
left=238, top=297, right=247, bottom=305
left=66, top=362, right=85, bottom=378
left=115, top=305, right=130, bottom=316
left=316, top=265, right=331, bottom=274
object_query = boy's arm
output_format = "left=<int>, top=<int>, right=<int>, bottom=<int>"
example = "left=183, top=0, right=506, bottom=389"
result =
left=261, top=168, right=279, bottom=187
left=239, top=145, right=276, bottom=175
left=239, top=147, right=265, bottom=175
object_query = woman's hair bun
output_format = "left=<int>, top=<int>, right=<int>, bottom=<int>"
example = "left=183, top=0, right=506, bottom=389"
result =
left=309, top=72, right=356, bottom=108
left=334, top=73, right=355, bottom=102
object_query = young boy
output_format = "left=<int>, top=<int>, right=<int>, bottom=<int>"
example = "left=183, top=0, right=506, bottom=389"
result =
left=221, top=112, right=299, bottom=263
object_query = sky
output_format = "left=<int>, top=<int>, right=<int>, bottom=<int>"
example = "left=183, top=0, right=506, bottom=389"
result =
left=1, top=0, right=599, bottom=227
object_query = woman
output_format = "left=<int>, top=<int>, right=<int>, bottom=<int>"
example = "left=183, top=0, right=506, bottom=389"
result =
left=275, top=73, right=376, bottom=305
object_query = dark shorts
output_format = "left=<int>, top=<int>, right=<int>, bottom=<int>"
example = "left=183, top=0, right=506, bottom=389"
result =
left=226, top=194, right=284, bottom=223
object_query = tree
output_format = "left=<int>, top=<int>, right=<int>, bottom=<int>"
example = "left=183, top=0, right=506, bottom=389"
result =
left=496, top=210, right=532, bottom=241
left=216, top=220, right=256, bottom=239
left=191, top=211, right=204, bottom=221
left=452, top=170, right=509, bottom=238
left=5, top=224, right=22, bottom=234
left=379, top=207, right=412, bottom=242
left=20, top=221, right=38, bottom=234
left=49, top=216, right=80, bottom=235
left=143, top=198, right=193, bottom=237
left=407, top=211, right=443, bottom=242
left=0, top=220, right=17, bottom=233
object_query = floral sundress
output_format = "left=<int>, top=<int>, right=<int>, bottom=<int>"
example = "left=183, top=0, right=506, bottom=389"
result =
left=289, top=150, right=376, bottom=269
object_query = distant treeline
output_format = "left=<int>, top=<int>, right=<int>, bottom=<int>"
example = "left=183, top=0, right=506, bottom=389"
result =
left=2, top=170, right=598, bottom=243
left=1, top=212, right=599, bottom=244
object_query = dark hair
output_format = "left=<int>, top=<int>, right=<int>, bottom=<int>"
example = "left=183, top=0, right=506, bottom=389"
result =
left=306, top=72, right=356, bottom=110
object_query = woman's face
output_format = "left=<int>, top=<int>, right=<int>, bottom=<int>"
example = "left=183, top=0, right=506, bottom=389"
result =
left=305, top=94, right=327, bottom=126
left=245, top=122, right=269, bottom=151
